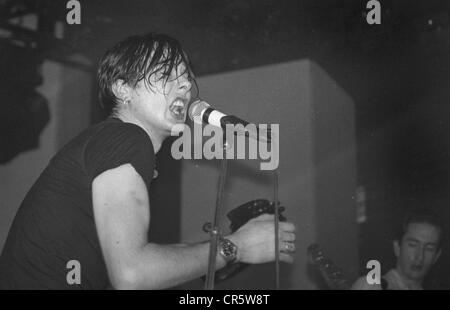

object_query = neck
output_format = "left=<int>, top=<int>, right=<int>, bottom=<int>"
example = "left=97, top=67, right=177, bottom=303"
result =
left=113, top=110, right=166, bottom=153
left=395, top=266, right=422, bottom=289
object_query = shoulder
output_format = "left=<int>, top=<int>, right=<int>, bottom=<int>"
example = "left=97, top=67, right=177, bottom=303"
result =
left=83, top=119, right=155, bottom=184
left=351, top=276, right=381, bottom=290
left=91, top=119, right=152, bottom=147
left=84, top=118, right=154, bottom=157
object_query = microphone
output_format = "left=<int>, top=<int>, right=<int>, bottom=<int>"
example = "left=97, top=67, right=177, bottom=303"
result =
left=188, top=100, right=271, bottom=142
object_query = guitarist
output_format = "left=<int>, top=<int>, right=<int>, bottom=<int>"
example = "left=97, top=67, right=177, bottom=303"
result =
left=351, top=209, right=442, bottom=290
left=0, top=33, right=296, bottom=289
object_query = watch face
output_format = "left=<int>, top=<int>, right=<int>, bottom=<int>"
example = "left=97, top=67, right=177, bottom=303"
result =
left=220, top=238, right=237, bottom=263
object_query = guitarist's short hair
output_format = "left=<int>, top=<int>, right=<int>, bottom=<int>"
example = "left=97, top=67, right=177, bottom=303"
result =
left=397, top=208, right=443, bottom=248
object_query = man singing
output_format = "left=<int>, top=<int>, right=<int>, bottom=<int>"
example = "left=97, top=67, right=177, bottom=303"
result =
left=0, top=33, right=296, bottom=289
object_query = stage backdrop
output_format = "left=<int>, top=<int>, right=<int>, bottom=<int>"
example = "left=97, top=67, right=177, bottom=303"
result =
left=178, top=59, right=358, bottom=289
left=0, top=56, right=92, bottom=252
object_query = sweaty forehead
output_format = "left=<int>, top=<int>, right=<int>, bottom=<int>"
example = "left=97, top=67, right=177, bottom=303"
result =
left=173, top=62, right=187, bottom=74
left=404, top=223, right=440, bottom=244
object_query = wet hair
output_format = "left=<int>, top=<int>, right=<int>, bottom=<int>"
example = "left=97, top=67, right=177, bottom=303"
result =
left=397, top=208, right=443, bottom=248
left=97, top=33, right=196, bottom=115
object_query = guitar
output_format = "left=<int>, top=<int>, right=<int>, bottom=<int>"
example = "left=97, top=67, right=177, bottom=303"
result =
left=203, top=199, right=286, bottom=283
left=307, top=243, right=351, bottom=290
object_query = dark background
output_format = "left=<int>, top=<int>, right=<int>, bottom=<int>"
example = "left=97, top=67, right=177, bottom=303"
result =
left=1, top=0, right=449, bottom=288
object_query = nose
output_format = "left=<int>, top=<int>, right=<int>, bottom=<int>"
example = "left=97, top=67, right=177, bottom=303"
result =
left=414, top=247, right=425, bottom=263
left=178, top=77, right=192, bottom=93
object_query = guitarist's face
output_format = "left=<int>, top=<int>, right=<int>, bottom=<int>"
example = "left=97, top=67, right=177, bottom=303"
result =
left=394, top=223, right=441, bottom=282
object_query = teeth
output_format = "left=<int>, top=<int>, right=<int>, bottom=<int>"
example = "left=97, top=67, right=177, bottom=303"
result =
left=170, top=100, right=186, bottom=117
left=174, top=102, right=183, bottom=107
left=172, top=100, right=185, bottom=107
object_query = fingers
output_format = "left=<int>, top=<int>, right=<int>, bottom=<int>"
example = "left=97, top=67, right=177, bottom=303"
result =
left=251, top=217, right=295, bottom=247
left=251, top=215, right=296, bottom=233
left=240, top=215, right=296, bottom=265
left=280, top=221, right=295, bottom=233
left=249, top=214, right=295, bottom=230
left=279, top=241, right=296, bottom=253
left=279, top=252, right=295, bottom=264
left=280, top=231, right=296, bottom=242
left=278, top=241, right=295, bottom=265
left=279, top=224, right=296, bottom=250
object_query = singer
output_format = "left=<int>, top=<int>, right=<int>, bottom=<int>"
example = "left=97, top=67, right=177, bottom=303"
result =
left=0, top=33, right=296, bottom=289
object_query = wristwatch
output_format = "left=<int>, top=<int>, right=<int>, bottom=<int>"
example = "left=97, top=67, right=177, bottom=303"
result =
left=218, top=236, right=238, bottom=265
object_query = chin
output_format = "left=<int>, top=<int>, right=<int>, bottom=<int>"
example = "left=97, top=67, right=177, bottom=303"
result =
left=170, top=118, right=186, bottom=127
left=166, top=111, right=186, bottom=123
left=170, top=122, right=187, bottom=134
left=407, top=270, right=425, bottom=280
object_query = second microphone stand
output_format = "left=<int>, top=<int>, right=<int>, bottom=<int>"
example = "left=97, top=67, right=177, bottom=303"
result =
left=204, top=133, right=231, bottom=290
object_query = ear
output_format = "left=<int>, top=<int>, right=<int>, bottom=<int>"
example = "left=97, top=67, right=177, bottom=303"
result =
left=433, top=248, right=442, bottom=264
left=393, top=240, right=400, bottom=258
left=111, top=79, right=132, bottom=103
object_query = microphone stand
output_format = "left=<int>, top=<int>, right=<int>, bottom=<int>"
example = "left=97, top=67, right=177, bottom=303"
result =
left=269, top=125, right=280, bottom=289
left=273, top=169, right=280, bottom=289
left=204, top=133, right=231, bottom=290
left=203, top=124, right=277, bottom=290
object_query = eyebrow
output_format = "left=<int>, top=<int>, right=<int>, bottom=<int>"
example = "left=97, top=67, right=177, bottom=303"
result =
left=405, top=237, right=438, bottom=246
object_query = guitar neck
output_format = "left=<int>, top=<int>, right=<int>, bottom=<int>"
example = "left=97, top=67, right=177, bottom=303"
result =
left=308, top=244, right=351, bottom=290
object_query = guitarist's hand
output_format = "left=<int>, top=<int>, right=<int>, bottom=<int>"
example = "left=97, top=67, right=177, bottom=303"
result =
left=227, top=214, right=296, bottom=264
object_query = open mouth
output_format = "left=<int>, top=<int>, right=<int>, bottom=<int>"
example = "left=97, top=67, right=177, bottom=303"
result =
left=169, top=98, right=187, bottom=119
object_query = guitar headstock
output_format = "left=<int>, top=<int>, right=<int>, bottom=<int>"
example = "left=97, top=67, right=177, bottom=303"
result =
left=307, top=243, right=350, bottom=290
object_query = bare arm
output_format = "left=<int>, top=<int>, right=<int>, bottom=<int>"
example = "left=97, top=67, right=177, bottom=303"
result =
left=92, top=163, right=295, bottom=289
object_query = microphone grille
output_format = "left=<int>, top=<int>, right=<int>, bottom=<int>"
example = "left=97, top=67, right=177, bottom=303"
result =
left=188, top=100, right=210, bottom=122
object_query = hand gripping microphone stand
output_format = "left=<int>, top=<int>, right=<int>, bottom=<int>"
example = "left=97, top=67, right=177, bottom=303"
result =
left=203, top=122, right=280, bottom=290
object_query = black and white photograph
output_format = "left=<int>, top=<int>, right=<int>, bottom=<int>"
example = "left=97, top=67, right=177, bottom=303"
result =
left=0, top=0, right=449, bottom=294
